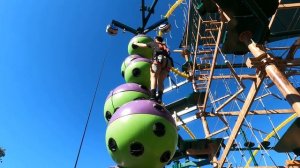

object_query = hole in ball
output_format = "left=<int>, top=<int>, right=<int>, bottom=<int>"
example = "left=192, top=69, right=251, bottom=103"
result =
left=121, top=71, right=125, bottom=78
left=108, top=138, right=118, bottom=152
left=132, top=68, right=141, bottom=77
left=160, top=151, right=171, bottom=163
left=105, top=111, right=112, bottom=121
left=130, top=142, right=144, bottom=157
left=153, top=122, right=165, bottom=137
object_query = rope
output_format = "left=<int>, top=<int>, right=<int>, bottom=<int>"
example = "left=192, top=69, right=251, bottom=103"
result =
left=234, top=98, right=258, bottom=166
left=165, top=0, right=184, bottom=18
left=175, top=115, right=196, bottom=139
left=245, top=113, right=297, bottom=167
left=170, top=67, right=190, bottom=79
left=73, top=42, right=109, bottom=168
left=244, top=118, right=276, bottom=165
left=218, top=78, right=248, bottom=165
left=158, top=0, right=185, bottom=36
left=181, top=124, right=196, bottom=139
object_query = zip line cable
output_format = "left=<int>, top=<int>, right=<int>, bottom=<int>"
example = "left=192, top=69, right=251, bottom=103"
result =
left=73, top=44, right=109, bottom=168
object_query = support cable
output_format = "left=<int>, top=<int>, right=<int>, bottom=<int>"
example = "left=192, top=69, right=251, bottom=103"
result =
left=219, top=78, right=248, bottom=166
left=73, top=41, right=109, bottom=168
left=262, top=154, right=268, bottom=166
left=234, top=100, right=259, bottom=166
left=260, top=99, right=293, bottom=160
left=244, top=118, right=275, bottom=165
left=245, top=112, right=298, bottom=166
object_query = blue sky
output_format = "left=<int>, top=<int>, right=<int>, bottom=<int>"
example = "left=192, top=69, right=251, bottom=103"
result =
left=1, top=0, right=298, bottom=167
left=0, top=0, right=187, bottom=167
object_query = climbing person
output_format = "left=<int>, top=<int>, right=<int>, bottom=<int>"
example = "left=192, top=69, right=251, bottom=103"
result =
left=132, top=36, right=173, bottom=103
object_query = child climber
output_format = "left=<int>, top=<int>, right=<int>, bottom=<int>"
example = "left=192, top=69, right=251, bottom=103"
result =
left=132, top=36, right=173, bottom=103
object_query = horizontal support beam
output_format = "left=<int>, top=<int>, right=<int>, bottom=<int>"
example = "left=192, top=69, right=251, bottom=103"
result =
left=286, top=160, right=300, bottom=167
left=206, top=126, right=229, bottom=138
left=266, top=46, right=291, bottom=50
left=196, top=59, right=300, bottom=71
left=278, top=3, right=300, bottom=9
left=236, top=166, right=285, bottom=168
left=196, top=71, right=300, bottom=80
left=175, top=109, right=294, bottom=126
left=195, top=74, right=257, bottom=80
left=112, top=20, right=138, bottom=34
left=204, top=109, right=294, bottom=117
left=175, top=115, right=197, bottom=126
left=164, top=79, right=189, bottom=93
left=172, top=106, right=197, bottom=116
left=230, top=147, right=272, bottom=151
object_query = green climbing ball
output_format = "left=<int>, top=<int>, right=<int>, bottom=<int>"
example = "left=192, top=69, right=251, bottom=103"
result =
left=121, top=55, right=142, bottom=78
left=104, top=83, right=150, bottom=123
left=124, top=58, right=151, bottom=89
left=106, top=115, right=177, bottom=168
left=128, top=34, right=153, bottom=59
left=106, top=100, right=178, bottom=168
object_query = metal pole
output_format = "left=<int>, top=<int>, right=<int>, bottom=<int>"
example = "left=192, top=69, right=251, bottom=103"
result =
left=218, top=72, right=265, bottom=167
left=241, top=34, right=300, bottom=117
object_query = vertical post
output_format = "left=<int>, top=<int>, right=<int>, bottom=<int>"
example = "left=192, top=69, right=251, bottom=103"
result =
left=199, top=23, right=224, bottom=146
left=265, top=64, right=300, bottom=117
left=218, top=72, right=265, bottom=167
left=184, top=0, right=192, bottom=47
left=192, top=14, right=212, bottom=138
left=286, top=38, right=300, bottom=60
left=141, top=0, right=146, bottom=28
left=203, top=20, right=224, bottom=168
left=201, top=22, right=224, bottom=112
left=268, top=0, right=282, bottom=28
left=141, top=0, right=158, bottom=30
left=241, top=34, right=300, bottom=117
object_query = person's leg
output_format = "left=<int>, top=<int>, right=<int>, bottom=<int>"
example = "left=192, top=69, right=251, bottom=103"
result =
left=157, top=57, right=168, bottom=103
left=157, top=73, right=167, bottom=103
left=150, top=60, right=161, bottom=100
left=157, top=73, right=166, bottom=91
left=150, top=63, right=157, bottom=100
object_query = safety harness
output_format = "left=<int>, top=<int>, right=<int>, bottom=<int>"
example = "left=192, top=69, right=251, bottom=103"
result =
left=153, top=42, right=174, bottom=71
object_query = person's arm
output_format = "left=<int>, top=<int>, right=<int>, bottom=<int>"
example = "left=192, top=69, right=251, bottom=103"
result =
left=164, top=45, right=170, bottom=55
left=181, top=48, right=190, bottom=62
left=132, top=41, right=154, bottom=49
left=132, top=42, right=148, bottom=48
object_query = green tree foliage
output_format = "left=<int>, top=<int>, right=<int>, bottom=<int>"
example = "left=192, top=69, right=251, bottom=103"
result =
left=0, top=147, right=5, bottom=162
left=0, top=147, right=5, bottom=157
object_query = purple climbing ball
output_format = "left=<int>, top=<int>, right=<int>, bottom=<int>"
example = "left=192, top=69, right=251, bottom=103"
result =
left=108, top=99, right=175, bottom=126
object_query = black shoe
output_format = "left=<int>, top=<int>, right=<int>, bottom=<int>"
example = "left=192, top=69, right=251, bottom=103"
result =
left=150, top=97, right=156, bottom=101
left=150, top=89, right=157, bottom=101
left=157, top=91, right=163, bottom=104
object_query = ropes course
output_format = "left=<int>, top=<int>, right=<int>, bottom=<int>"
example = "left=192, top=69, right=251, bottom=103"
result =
left=246, top=113, right=298, bottom=167
left=102, top=0, right=300, bottom=167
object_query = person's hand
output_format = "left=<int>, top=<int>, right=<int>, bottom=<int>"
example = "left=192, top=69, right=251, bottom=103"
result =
left=181, top=48, right=190, bottom=56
